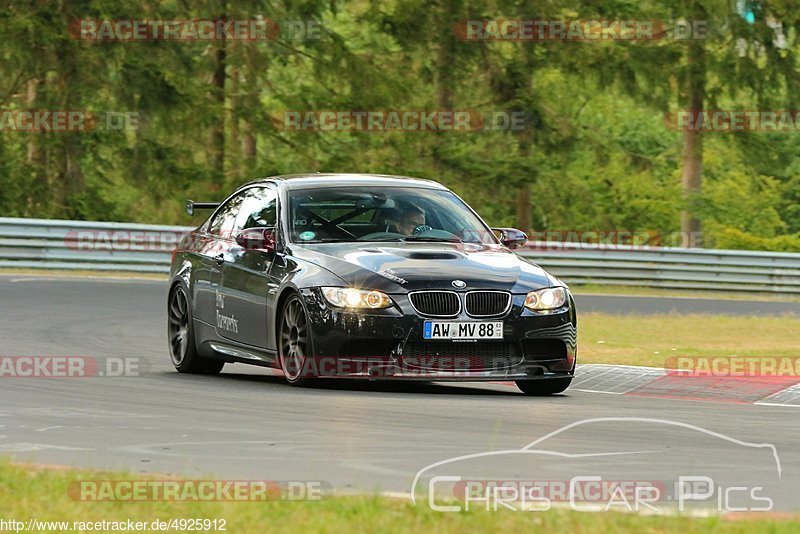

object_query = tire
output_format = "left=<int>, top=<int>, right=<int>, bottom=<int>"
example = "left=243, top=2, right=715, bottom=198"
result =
left=168, top=284, right=225, bottom=375
left=515, top=377, right=572, bottom=396
left=278, top=294, right=316, bottom=386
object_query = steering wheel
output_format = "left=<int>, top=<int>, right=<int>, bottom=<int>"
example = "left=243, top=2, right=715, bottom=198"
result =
left=411, top=225, right=433, bottom=236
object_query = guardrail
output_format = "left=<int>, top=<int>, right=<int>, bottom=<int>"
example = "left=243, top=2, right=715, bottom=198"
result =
left=0, top=217, right=191, bottom=273
left=1, top=217, right=799, bottom=293
left=520, top=242, right=800, bottom=294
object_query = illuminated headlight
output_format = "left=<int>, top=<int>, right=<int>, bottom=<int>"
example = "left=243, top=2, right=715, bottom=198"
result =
left=321, top=287, right=394, bottom=309
left=524, top=287, right=568, bottom=311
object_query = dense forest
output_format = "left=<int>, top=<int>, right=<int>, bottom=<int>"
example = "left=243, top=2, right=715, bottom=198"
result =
left=1, top=0, right=800, bottom=251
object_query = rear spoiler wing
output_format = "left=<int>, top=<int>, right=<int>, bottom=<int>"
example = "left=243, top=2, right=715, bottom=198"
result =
left=185, top=200, right=220, bottom=216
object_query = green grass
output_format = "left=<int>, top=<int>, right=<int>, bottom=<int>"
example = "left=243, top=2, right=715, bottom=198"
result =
left=0, top=461, right=797, bottom=533
left=572, top=284, right=800, bottom=302
left=579, top=312, right=800, bottom=368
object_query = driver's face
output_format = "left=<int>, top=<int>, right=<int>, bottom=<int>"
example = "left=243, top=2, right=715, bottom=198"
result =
left=398, top=212, right=425, bottom=235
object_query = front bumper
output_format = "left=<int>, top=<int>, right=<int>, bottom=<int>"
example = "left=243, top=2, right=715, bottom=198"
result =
left=299, top=288, right=577, bottom=381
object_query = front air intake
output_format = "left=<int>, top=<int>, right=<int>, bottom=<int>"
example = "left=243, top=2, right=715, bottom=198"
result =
left=408, top=291, right=461, bottom=317
left=465, top=291, right=511, bottom=317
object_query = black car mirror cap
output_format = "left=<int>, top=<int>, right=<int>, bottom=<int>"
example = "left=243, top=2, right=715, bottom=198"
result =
left=235, top=227, right=277, bottom=252
left=492, top=228, right=528, bottom=250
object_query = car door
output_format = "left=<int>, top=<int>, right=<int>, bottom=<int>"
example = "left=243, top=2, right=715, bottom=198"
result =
left=191, top=193, right=244, bottom=331
left=216, top=186, right=280, bottom=348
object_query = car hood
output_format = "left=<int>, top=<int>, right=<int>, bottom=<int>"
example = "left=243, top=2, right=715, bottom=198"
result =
left=290, top=241, right=558, bottom=293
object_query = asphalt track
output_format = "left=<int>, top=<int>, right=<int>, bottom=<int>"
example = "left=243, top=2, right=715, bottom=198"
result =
left=1, top=275, right=799, bottom=512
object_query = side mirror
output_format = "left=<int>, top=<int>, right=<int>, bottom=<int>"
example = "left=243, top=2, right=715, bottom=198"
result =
left=493, top=228, right=528, bottom=250
left=235, top=227, right=277, bottom=252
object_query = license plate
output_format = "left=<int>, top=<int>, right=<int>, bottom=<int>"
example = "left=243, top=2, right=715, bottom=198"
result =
left=423, top=321, right=503, bottom=340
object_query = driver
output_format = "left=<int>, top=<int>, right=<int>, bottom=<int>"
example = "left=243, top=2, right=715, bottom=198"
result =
left=395, top=205, right=426, bottom=236
left=243, top=202, right=277, bottom=230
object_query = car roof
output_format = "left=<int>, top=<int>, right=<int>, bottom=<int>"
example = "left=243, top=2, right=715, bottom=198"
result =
left=243, top=173, right=448, bottom=191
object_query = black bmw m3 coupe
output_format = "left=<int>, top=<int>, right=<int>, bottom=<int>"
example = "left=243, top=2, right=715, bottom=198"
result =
left=168, top=174, right=577, bottom=395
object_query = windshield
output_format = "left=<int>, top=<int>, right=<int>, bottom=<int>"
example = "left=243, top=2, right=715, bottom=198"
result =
left=287, top=186, right=499, bottom=245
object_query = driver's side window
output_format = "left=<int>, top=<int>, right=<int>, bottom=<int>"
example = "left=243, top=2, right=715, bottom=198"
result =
left=235, top=187, right=278, bottom=231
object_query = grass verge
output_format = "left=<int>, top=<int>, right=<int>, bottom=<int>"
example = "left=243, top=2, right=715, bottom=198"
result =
left=0, top=461, right=797, bottom=533
left=579, top=312, right=800, bottom=368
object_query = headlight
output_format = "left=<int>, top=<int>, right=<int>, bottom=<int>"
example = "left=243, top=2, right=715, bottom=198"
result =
left=524, top=287, right=568, bottom=311
left=321, top=287, right=394, bottom=309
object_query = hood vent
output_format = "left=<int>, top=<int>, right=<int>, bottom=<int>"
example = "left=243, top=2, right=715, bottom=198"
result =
left=405, top=252, right=460, bottom=260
